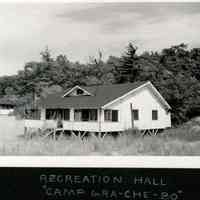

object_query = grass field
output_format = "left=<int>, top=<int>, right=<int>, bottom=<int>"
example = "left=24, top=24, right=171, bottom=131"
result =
left=0, top=116, right=200, bottom=155
left=1, top=134, right=200, bottom=156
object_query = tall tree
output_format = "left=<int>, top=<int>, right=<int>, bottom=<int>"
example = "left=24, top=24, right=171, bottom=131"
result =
left=115, top=43, right=140, bottom=83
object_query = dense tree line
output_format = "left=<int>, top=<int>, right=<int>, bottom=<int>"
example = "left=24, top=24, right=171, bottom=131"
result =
left=0, top=43, right=200, bottom=125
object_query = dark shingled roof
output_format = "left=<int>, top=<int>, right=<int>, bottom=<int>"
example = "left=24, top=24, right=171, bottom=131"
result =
left=0, top=98, right=16, bottom=106
left=39, top=81, right=147, bottom=109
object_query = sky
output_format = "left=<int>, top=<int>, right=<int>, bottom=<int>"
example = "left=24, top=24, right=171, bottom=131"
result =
left=0, top=2, right=200, bottom=76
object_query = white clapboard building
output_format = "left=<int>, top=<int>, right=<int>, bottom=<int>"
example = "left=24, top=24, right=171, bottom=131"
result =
left=0, top=98, right=15, bottom=115
left=25, top=81, right=171, bottom=133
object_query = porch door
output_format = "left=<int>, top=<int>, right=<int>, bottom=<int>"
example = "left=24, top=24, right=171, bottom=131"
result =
left=82, top=110, right=89, bottom=121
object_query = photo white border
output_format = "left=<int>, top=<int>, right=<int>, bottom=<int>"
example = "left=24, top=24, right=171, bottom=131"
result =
left=0, top=156, right=199, bottom=168
left=0, top=0, right=199, bottom=168
left=0, top=0, right=200, bottom=3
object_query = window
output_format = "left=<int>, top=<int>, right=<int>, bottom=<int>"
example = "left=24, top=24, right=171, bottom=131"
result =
left=63, top=109, right=70, bottom=120
left=74, top=109, right=82, bottom=121
left=76, top=89, right=84, bottom=95
left=90, top=109, right=98, bottom=121
left=82, top=110, right=90, bottom=121
left=132, top=109, right=139, bottom=120
left=104, top=110, right=112, bottom=121
left=152, top=110, right=158, bottom=120
left=46, top=109, right=55, bottom=120
left=112, top=110, right=118, bottom=122
left=74, top=109, right=98, bottom=121
left=104, top=110, right=119, bottom=122
left=46, top=109, right=70, bottom=121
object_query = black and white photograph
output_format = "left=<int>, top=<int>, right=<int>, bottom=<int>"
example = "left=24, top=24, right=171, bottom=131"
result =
left=0, top=2, right=199, bottom=156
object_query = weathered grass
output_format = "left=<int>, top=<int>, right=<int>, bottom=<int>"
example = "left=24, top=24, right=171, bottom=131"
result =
left=0, top=133, right=200, bottom=155
left=1, top=116, right=200, bottom=155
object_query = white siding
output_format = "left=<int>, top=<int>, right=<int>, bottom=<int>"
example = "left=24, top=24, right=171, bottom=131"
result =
left=0, top=109, right=14, bottom=115
left=63, top=121, right=99, bottom=132
left=102, top=86, right=171, bottom=130
left=101, top=122, right=123, bottom=132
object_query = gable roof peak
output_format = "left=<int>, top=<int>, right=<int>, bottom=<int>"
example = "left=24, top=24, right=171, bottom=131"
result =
left=62, top=85, right=93, bottom=97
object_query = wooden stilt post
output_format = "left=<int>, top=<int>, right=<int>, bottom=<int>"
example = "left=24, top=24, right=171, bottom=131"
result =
left=81, top=131, right=87, bottom=139
left=142, top=130, right=146, bottom=137
left=71, top=131, right=76, bottom=138
left=154, top=129, right=158, bottom=135
left=98, top=132, right=102, bottom=139
left=102, top=132, right=107, bottom=139
left=118, top=131, right=122, bottom=137
left=53, top=128, right=56, bottom=140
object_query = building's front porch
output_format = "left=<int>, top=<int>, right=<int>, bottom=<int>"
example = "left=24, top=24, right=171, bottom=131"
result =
left=24, top=108, right=123, bottom=132
left=24, top=119, right=123, bottom=132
